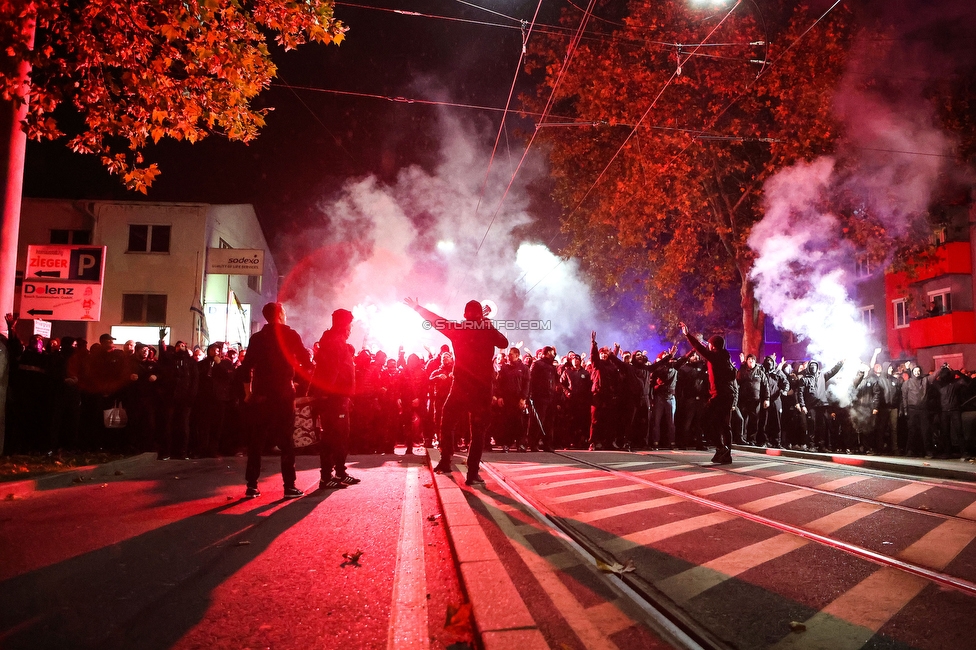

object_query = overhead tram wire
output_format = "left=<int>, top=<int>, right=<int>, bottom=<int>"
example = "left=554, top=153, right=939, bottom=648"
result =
left=520, top=0, right=843, bottom=298
left=449, top=0, right=546, bottom=304
left=518, top=0, right=745, bottom=297
left=456, top=0, right=601, bottom=303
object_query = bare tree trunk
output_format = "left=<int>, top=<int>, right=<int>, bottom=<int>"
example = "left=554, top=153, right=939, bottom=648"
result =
left=740, top=275, right=765, bottom=359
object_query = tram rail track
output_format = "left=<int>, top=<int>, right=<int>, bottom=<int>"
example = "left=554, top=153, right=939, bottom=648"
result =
left=486, top=451, right=976, bottom=599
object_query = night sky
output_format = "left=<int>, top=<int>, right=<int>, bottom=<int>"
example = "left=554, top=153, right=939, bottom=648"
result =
left=22, top=0, right=559, bottom=254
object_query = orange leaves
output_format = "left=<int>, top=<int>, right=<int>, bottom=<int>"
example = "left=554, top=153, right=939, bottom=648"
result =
left=1, top=0, right=347, bottom=191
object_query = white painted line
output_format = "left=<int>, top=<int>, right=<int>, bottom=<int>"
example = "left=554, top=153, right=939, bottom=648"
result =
left=501, top=463, right=581, bottom=473
left=694, top=478, right=765, bottom=496
left=515, top=468, right=596, bottom=480
left=898, top=519, right=976, bottom=570
left=574, top=496, right=684, bottom=522
left=657, top=473, right=717, bottom=485
left=550, top=484, right=650, bottom=505
left=730, top=461, right=784, bottom=473
left=878, top=483, right=931, bottom=505
left=604, top=512, right=736, bottom=553
left=387, top=466, right=430, bottom=650
left=606, top=461, right=663, bottom=468
left=957, top=500, right=976, bottom=521
left=767, top=467, right=822, bottom=481
left=537, top=475, right=620, bottom=490
left=816, top=475, right=872, bottom=491
left=739, top=490, right=811, bottom=513
left=804, top=502, right=882, bottom=536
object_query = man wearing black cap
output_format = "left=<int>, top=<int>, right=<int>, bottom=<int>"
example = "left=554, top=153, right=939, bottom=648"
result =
left=404, top=298, right=508, bottom=485
left=679, top=322, right=738, bottom=464
left=311, top=308, right=359, bottom=489
left=237, top=302, right=311, bottom=499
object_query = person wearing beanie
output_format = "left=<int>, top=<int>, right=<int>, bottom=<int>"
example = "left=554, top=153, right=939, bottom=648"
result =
left=404, top=297, right=508, bottom=486
left=679, top=322, right=738, bottom=464
left=311, top=308, right=359, bottom=489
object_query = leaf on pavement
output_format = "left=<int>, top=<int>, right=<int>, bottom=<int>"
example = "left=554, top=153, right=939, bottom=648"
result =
left=236, top=540, right=251, bottom=546
left=789, top=621, right=807, bottom=633
left=596, top=558, right=636, bottom=575
left=444, top=602, right=472, bottom=636
left=341, top=549, right=363, bottom=567
left=427, top=514, right=442, bottom=522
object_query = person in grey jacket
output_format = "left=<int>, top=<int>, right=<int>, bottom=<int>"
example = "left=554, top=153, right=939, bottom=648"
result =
left=901, top=366, right=933, bottom=457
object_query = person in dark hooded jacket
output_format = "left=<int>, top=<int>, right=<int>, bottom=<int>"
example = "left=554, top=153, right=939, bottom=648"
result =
left=679, top=322, right=737, bottom=464
left=934, top=364, right=969, bottom=458
left=796, top=359, right=844, bottom=451
left=901, top=366, right=933, bottom=457
left=875, top=362, right=902, bottom=454
left=760, top=355, right=790, bottom=448
left=737, top=354, right=769, bottom=446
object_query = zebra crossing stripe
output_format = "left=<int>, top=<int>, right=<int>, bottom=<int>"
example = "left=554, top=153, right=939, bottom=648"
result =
left=538, top=475, right=620, bottom=490
left=549, top=484, right=649, bottom=505
left=767, top=467, right=822, bottom=481
left=898, top=518, right=976, bottom=570
left=694, top=478, right=765, bottom=496
left=655, top=533, right=808, bottom=604
left=739, top=490, right=811, bottom=513
left=954, top=499, right=976, bottom=521
left=815, top=475, right=873, bottom=491
left=878, top=483, right=932, bottom=505
left=771, top=568, right=929, bottom=650
left=516, top=468, right=595, bottom=480
left=574, top=496, right=684, bottom=522
left=804, top=502, right=883, bottom=536
left=603, top=512, right=736, bottom=554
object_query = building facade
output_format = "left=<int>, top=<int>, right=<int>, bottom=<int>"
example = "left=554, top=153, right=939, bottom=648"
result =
left=16, top=199, right=278, bottom=349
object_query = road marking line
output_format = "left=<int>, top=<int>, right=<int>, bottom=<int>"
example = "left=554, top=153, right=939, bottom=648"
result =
left=604, top=512, right=736, bottom=553
left=694, top=478, right=765, bottom=495
left=898, top=518, right=976, bottom=569
left=656, top=533, right=808, bottom=604
left=739, top=489, right=811, bottom=513
left=475, top=491, right=625, bottom=650
left=606, top=461, right=662, bottom=468
left=584, top=601, right=636, bottom=637
left=516, top=468, right=596, bottom=480
left=657, top=473, right=716, bottom=485
left=771, top=567, right=929, bottom=650
left=767, top=467, right=821, bottom=481
left=538, top=475, right=620, bottom=490
left=574, top=496, right=684, bottom=522
left=501, top=463, right=580, bottom=473
left=633, top=464, right=695, bottom=475
left=956, top=500, right=976, bottom=521
left=877, top=483, right=931, bottom=504
left=730, top=461, right=784, bottom=473
left=804, top=502, right=882, bottom=535
left=387, top=466, right=429, bottom=650
left=550, top=484, right=649, bottom=504
left=815, top=475, right=872, bottom=491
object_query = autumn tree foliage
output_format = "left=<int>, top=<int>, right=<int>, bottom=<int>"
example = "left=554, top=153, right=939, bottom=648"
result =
left=0, top=0, right=347, bottom=192
left=524, top=0, right=853, bottom=354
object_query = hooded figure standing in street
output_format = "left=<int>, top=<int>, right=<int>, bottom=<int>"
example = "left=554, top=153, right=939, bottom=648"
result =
left=679, top=322, right=738, bottom=464
left=405, top=298, right=508, bottom=486
left=796, top=359, right=845, bottom=452
left=311, top=308, right=359, bottom=489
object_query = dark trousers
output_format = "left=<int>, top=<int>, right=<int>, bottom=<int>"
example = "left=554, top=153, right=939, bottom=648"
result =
left=159, top=399, right=192, bottom=458
left=652, top=395, right=676, bottom=446
left=906, top=407, right=932, bottom=456
left=705, top=394, right=736, bottom=453
left=589, top=394, right=617, bottom=447
left=740, top=401, right=762, bottom=444
left=245, top=392, right=297, bottom=488
left=805, top=406, right=829, bottom=449
left=677, top=397, right=705, bottom=448
left=316, top=395, right=351, bottom=479
left=761, top=398, right=782, bottom=446
left=439, top=388, right=490, bottom=480
left=528, top=398, right=554, bottom=450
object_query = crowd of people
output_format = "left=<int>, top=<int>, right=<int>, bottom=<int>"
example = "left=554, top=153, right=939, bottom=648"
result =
left=5, top=307, right=976, bottom=482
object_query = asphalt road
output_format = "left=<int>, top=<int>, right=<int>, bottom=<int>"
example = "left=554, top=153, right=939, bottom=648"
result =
left=0, top=452, right=473, bottom=650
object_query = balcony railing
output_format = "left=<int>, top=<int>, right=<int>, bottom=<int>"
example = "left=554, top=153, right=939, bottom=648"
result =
left=909, top=311, right=976, bottom=348
left=906, top=241, right=972, bottom=283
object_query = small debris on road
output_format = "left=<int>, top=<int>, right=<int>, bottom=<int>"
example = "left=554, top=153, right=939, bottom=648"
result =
left=114, top=470, right=124, bottom=476
left=596, top=558, right=636, bottom=575
left=444, top=603, right=472, bottom=636
left=235, top=540, right=251, bottom=546
left=427, top=514, right=442, bottom=523
left=341, top=549, right=363, bottom=567
left=789, top=621, right=807, bottom=633
left=5, top=494, right=18, bottom=501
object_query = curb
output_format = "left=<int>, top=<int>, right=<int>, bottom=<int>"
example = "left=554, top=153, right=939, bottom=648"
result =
left=1, top=452, right=158, bottom=500
left=731, top=444, right=976, bottom=482
left=428, top=448, right=549, bottom=650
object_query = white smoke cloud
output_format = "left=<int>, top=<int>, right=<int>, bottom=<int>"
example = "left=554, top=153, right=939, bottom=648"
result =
left=276, top=111, right=599, bottom=356
left=749, top=5, right=963, bottom=404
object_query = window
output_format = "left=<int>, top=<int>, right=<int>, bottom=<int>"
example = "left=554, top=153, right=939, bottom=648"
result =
left=127, top=225, right=171, bottom=253
left=218, top=238, right=232, bottom=249
left=928, top=289, right=951, bottom=316
left=50, top=229, right=92, bottom=245
left=893, top=298, right=909, bottom=329
left=933, top=226, right=947, bottom=246
left=121, top=294, right=167, bottom=323
left=860, top=305, right=875, bottom=332
left=247, top=274, right=262, bottom=292
left=854, top=256, right=872, bottom=278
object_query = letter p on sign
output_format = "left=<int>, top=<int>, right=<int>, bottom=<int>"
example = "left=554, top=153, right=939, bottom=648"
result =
left=69, top=248, right=103, bottom=281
